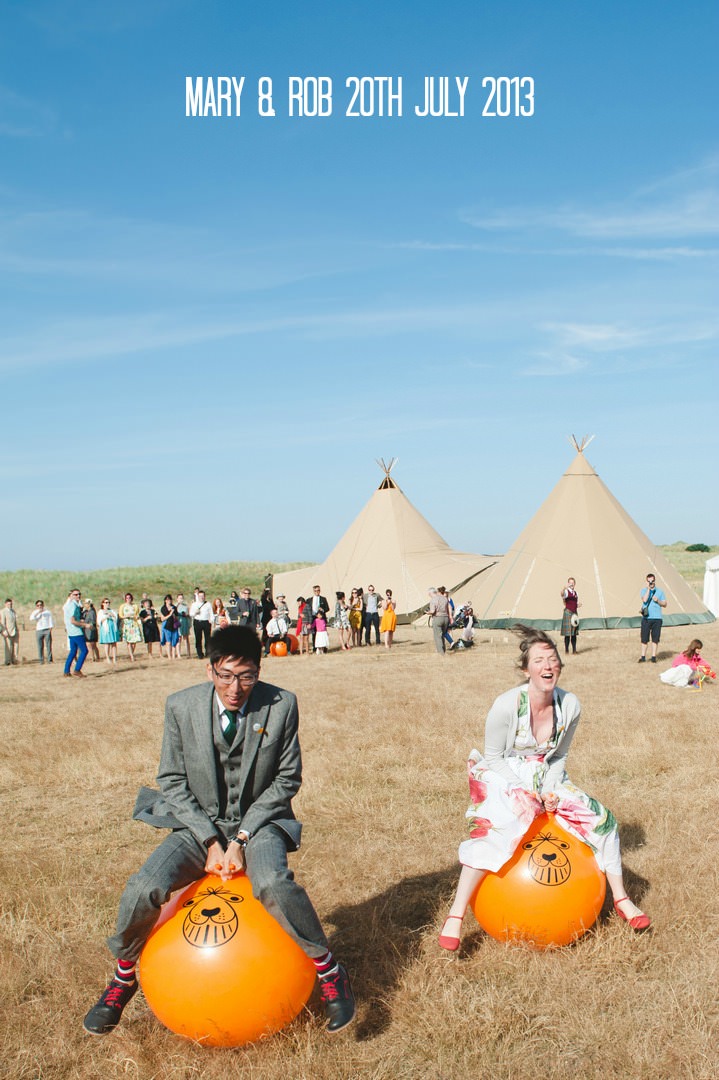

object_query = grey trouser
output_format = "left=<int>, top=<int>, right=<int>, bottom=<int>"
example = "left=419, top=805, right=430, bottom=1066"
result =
left=37, top=629, right=53, bottom=662
left=108, top=824, right=329, bottom=963
left=432, top=615, right=449, bottom=654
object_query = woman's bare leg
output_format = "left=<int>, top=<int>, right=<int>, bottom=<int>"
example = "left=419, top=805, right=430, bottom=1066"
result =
left=441, top=865, right=488, bottom=945
left=606, top=871, right=647, bottom=920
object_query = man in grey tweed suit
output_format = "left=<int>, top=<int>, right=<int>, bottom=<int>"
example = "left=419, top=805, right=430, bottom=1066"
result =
left=84, top=625, right=355, bottom=1037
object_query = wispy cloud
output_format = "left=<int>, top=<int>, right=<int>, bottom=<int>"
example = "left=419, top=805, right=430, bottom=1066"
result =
left=592, top=245, right=718, bottom=260
left=0, top=296, right=543, bottom=370
left=542, top=319, right=717, bottom=352
left=21, top=0, right=182, bottom=43
left=461, top=158, right=719, bottom=241
left=540, top=322, right=652, bottom=351
left=3, top=290, right=717, bottom=373
left=521, top=315, right=719, bottom=377
left=521, top=353, right=588, bottom=377
left=0, top=86, right=57, bottom=139
left=462, top=197, right=719, bottom=239
left=392, top=238, right=718, bottom=260
left=0, top=206, right=359, bottom=294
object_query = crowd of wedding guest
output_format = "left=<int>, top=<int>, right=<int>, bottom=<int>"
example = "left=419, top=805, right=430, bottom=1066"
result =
left=4, top=582, right=476, bottom=675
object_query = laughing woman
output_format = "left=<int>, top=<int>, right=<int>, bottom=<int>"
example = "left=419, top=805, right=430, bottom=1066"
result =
left=439, top=624, right=650, bottom=950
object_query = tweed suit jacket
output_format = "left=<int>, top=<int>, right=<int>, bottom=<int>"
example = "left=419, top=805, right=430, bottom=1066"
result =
left=133, top=679, right=302, bottom=850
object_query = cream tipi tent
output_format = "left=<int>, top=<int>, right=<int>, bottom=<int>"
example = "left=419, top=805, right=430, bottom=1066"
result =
left=270, top=460, right=497, bottom=623
left=455, top=438, right=714, bottom=630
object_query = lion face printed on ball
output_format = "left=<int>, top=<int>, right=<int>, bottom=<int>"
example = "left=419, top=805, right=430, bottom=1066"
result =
left=522, top=829, right=572, bottom=886
left=182, top=884, right=245, bottom=947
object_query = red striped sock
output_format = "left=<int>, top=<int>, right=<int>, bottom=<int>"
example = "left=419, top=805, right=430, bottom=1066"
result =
left=311, top=950, right=338, bottom=979
left=115, top=959, right=137, bottom=985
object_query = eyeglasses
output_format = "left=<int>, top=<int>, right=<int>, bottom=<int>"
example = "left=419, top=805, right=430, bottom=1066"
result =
left=212, top=666, right=259, bottom=686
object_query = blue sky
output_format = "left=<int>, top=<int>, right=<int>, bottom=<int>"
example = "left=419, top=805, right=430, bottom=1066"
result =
left=2, top=0, right=717, bottom=570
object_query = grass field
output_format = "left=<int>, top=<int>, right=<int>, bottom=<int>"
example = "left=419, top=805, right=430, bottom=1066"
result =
left=656, top=544, right=717, bottom=593
left=2, top=596, right=718, bottom=1079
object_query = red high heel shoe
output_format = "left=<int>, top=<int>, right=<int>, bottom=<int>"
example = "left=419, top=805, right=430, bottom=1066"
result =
left=613, top=897, right=651, bottom=931
left=438, top=915, right=463, bottom=951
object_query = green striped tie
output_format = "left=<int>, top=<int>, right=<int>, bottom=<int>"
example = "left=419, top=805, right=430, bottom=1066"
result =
left=223, top=710, right=238, bottom=744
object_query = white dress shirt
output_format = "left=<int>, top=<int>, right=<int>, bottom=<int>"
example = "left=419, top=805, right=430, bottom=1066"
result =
left=189, top=600, right=213, bottom=621
left=30, top=608, right=54, bottom=631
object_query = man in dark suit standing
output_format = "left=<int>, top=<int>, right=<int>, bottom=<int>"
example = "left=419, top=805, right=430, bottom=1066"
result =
left=307, top=584, right=329, bottom=648
left=307, top=584, right=329, bottom=618
left=83, top=626, right=355, bottom=1036
left=236, top=587, right=261, bottom=631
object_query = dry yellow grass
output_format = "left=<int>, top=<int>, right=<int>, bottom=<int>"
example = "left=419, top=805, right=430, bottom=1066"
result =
left=2, top=620, right=718, bottom=1080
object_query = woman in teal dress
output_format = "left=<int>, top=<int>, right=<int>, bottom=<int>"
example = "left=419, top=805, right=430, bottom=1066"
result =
left=97, top=598, right=119, bottom=665
left=175, top=592, right=192, bottom=658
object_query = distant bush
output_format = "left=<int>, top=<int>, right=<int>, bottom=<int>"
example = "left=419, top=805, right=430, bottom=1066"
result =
left=685, top=543, right=711, bottom=553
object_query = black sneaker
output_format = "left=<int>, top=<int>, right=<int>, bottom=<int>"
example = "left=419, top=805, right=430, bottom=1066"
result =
left=319, top=964, right=356, bottom=1033
left=638, top=657, right=646, bottom=663
left=83, top=978, right=138, bottom=1035
left=650, top=656, right=657, bottom=663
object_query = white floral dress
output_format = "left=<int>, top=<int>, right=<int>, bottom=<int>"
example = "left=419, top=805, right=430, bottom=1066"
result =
left=458, top=688, right=621, bottom=875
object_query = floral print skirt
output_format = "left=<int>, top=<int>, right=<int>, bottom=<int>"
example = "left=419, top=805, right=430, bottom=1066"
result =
left=458, top=750, right=621, bottom=876
left=121, top=618, right=143, bottom=644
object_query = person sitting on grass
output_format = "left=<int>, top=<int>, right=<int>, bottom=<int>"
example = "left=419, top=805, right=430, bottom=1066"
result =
left=659, top=638, right=715, bottom=688
left=83, top=625, right=356, bottom=1037
left=438, top=624, right=651, bottom=952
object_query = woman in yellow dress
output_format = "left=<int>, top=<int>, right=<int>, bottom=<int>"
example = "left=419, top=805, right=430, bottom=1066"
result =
left=379, top=589, right=397, bottom=649
left=348, top=588, right=363, bottom=648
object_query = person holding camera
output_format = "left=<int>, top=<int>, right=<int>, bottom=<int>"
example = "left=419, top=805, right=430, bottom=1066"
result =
left=639, top=573, right=666, bottom=663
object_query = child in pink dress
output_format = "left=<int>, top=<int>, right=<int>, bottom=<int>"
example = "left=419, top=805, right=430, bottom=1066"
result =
left=312, top=612, right=329, bottom=654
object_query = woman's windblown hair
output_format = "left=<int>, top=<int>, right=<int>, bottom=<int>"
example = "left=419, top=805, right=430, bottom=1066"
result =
left=511, top=624, right=562, bottom=673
